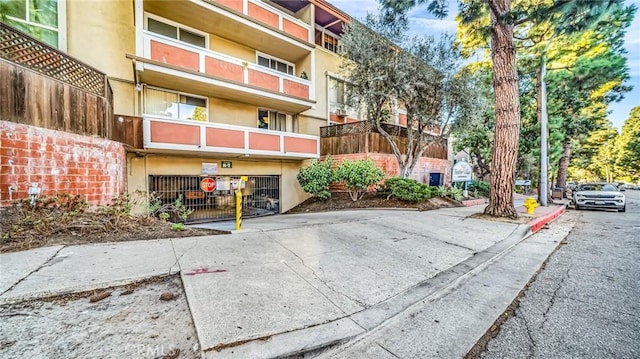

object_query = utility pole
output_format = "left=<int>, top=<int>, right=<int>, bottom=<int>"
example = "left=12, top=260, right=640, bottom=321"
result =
left=540, top=43, right=550, bottom=207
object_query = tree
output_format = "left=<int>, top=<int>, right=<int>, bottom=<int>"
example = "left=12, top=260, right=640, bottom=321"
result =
left=546, top=4, right=634, bottom=190
left=381, top=0, right=521, bottom=217
left=615, top=107, right=640, bottom=180
left=381, top=0, right=632, bottom=217
left=340, top=16, right=481, bottom=178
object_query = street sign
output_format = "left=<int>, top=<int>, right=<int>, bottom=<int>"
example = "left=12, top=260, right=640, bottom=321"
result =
left=221, top=161, right=232, bottom=169
left=200, top=177, right=216, bottom=192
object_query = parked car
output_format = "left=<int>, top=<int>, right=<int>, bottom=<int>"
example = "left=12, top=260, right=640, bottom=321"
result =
left=572, top=183, right=626, bottom=212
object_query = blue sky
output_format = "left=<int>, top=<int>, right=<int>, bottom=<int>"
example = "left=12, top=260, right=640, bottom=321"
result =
left=330, top=0, right=640, bottom=131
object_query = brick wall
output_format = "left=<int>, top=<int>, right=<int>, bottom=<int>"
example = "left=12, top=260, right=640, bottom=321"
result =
left=326, top=153, right=452, bottom=191
left=0, top=121, right=126, bottom=207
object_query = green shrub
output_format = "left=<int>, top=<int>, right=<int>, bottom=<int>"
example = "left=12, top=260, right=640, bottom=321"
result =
left=379, top=177, right=432, bottom=202
left=449, top=187, right=464, bottom=201
left=469, top=180, right=490, bottom=197
left=334, top=159, right=384, bottom=201
left=297, top=156, right=334, bottom=200
left=435, top=186, right=449, bottom=198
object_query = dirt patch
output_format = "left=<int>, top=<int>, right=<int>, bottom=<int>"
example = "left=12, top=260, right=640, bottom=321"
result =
left=0, top=217, right=227, bottom=253
left=0, top=206, right=228, bottom=253
left=287, top=192, right=462, bottom=213
left=468, top=212, right=534, bottom=225
left=0, top=275, right=200, bottom=359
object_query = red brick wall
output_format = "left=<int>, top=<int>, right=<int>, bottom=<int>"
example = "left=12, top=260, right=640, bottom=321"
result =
left=0, top=121, right=126, bottom=207
left=325, top=153, right=452, bottom=191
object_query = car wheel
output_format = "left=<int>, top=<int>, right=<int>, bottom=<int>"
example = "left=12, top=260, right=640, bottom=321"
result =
left=620, top=206, right=626, bottom=213
left=575, top=204, right=581, bottom=210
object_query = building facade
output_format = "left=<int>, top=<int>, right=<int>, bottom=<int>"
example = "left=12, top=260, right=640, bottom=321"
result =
left=1, top=0, right=452, bottom=221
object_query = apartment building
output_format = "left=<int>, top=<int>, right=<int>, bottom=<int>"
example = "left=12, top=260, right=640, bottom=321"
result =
left=2, top=0, right=451, bottom=221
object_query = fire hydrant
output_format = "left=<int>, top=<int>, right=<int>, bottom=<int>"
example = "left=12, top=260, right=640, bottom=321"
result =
left=523, top=197, right=539, bottom=215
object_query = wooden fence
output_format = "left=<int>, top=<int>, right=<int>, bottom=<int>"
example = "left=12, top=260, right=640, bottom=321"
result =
left=0, top=23, right=113, bottom=138
left=320, top=121, right=448, bottom=160
left=109, top=115, right=144, bottom=149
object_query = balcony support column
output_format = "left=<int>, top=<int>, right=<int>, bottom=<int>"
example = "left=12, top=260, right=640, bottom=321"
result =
left=134, top=0, right=144, bottom=72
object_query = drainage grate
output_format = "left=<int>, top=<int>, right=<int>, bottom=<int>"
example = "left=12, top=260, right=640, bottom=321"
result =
left=148, top=175, right=280, bottom=223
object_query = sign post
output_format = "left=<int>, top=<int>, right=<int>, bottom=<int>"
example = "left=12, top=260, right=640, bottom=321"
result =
left=235, top=176, right=248, bottom=231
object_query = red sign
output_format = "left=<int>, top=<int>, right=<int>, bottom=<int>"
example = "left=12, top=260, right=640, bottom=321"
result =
left=200, top=177, right=216, bottom=192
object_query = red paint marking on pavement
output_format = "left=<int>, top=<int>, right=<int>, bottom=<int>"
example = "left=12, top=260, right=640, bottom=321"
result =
left=184, top=268, right=227, bottom=276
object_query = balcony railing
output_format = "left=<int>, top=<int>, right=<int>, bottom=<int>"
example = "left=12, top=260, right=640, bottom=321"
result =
left=143, top=117, right=320, bottom=159
left=142, top=32, right=311, bottom=100
left=210, top=0, right=311, bottom=42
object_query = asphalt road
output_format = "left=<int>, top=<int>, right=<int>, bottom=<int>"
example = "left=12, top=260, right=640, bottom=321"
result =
left=480, top=189, right=640, bottom=358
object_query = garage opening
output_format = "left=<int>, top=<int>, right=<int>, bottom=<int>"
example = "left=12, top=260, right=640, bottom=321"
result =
left=148, top=175, right=280, bottom=223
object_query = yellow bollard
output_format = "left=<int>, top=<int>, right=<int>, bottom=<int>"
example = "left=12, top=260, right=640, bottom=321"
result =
left=235, top=176, right=248, bottom=231
left=523, top=197, right=539, bottom=215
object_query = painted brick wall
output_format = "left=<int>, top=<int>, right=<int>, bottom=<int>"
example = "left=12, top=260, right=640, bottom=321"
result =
left=0, top=121, right=126, bottom=207
left=326, top=153, right=452, bottom=191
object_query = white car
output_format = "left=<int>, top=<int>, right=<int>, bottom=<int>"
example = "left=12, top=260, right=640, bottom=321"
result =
left=572, top=183, right=626, bottom=212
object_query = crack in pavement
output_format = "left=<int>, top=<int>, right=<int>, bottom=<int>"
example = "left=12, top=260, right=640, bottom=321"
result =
left=267, top=233, right=369, bottom=313
left=540, top=266, right=571, bottom=330
left=377, top=342, right=402, bottom=358
left=517, top=308, right=537, bottom=359
left=0, top=246, right=66, bottom=297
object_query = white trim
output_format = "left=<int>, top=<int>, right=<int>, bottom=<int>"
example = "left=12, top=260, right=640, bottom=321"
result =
left=310, top=51, right=316, bottom=100
left=144, top=13, right=210, bottom=49
left=256, top=51, right=296, bottom=76
left=57, top=0, right=67, bottom=52
left=248, top=0, right=310, bottom=30
left=189, top=0, right=314, bottom=51
left=143, top=117, right=319, bottom=158
left=135, top=0, right=144, bottom=71
left=143, top=32, right=310, bottom=86
left=142, top=61, right=314, bottom=107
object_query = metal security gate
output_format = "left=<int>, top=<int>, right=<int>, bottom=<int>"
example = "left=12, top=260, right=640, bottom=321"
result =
left=148, top=175, right=280, bottom=223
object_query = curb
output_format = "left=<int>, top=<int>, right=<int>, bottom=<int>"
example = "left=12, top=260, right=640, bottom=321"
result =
left=528, top=203, right=567, bottom=233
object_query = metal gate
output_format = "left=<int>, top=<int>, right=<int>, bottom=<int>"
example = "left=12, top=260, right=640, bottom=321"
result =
left=148, top=175, right=280, bottom=223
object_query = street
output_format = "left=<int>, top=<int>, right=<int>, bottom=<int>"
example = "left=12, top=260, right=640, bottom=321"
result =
left=480, top=189, right=640, bottom=358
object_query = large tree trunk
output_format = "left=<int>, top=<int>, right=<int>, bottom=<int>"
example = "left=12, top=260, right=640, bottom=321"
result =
left=556, top=138, right=572, bottom=189
left=484, top=0, right=520, bottom=218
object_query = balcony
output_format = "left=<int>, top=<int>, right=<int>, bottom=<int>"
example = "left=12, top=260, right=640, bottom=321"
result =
left=142, top=0, right=313, bottom=61
left=143, top=117, right=320, bottom=159
left=131, top=32, right=314, bottom=113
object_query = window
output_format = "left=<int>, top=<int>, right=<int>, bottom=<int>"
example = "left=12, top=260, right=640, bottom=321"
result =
left=144, top=87, right=207, bottom=121
left=146, top=15, right=207, bottom=48
left=257, top=54, right=294, bottom=76
left=323, top=33, right=339, bottom=53
left=258, top=109, right=291, bottom=132
left=1, top=0, right=61, bottom=48
left=329, top=77, right=346, bottom=107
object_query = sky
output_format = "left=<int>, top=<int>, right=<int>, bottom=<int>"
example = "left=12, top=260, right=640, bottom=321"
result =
left=329, top=0, right=640, bottom=131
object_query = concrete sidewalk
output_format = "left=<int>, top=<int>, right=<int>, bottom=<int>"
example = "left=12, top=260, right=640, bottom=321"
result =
left=0, top=201, right=567, bottom=358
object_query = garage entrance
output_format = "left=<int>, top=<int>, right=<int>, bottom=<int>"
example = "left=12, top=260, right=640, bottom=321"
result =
left=148, top=175, right=280, bottom=223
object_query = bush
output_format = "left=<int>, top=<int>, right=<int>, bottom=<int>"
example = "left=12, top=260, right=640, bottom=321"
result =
left=469, top=180, right=490, bottom=197
left=379, top=177, right=432, bottom=202
left=297, top=157, right=334, bottom=200
left=334, top=159, right=385, bottom=201
left=435, top=186, right=449, bottom=198
left=449, top=187, right=464, bottom=201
